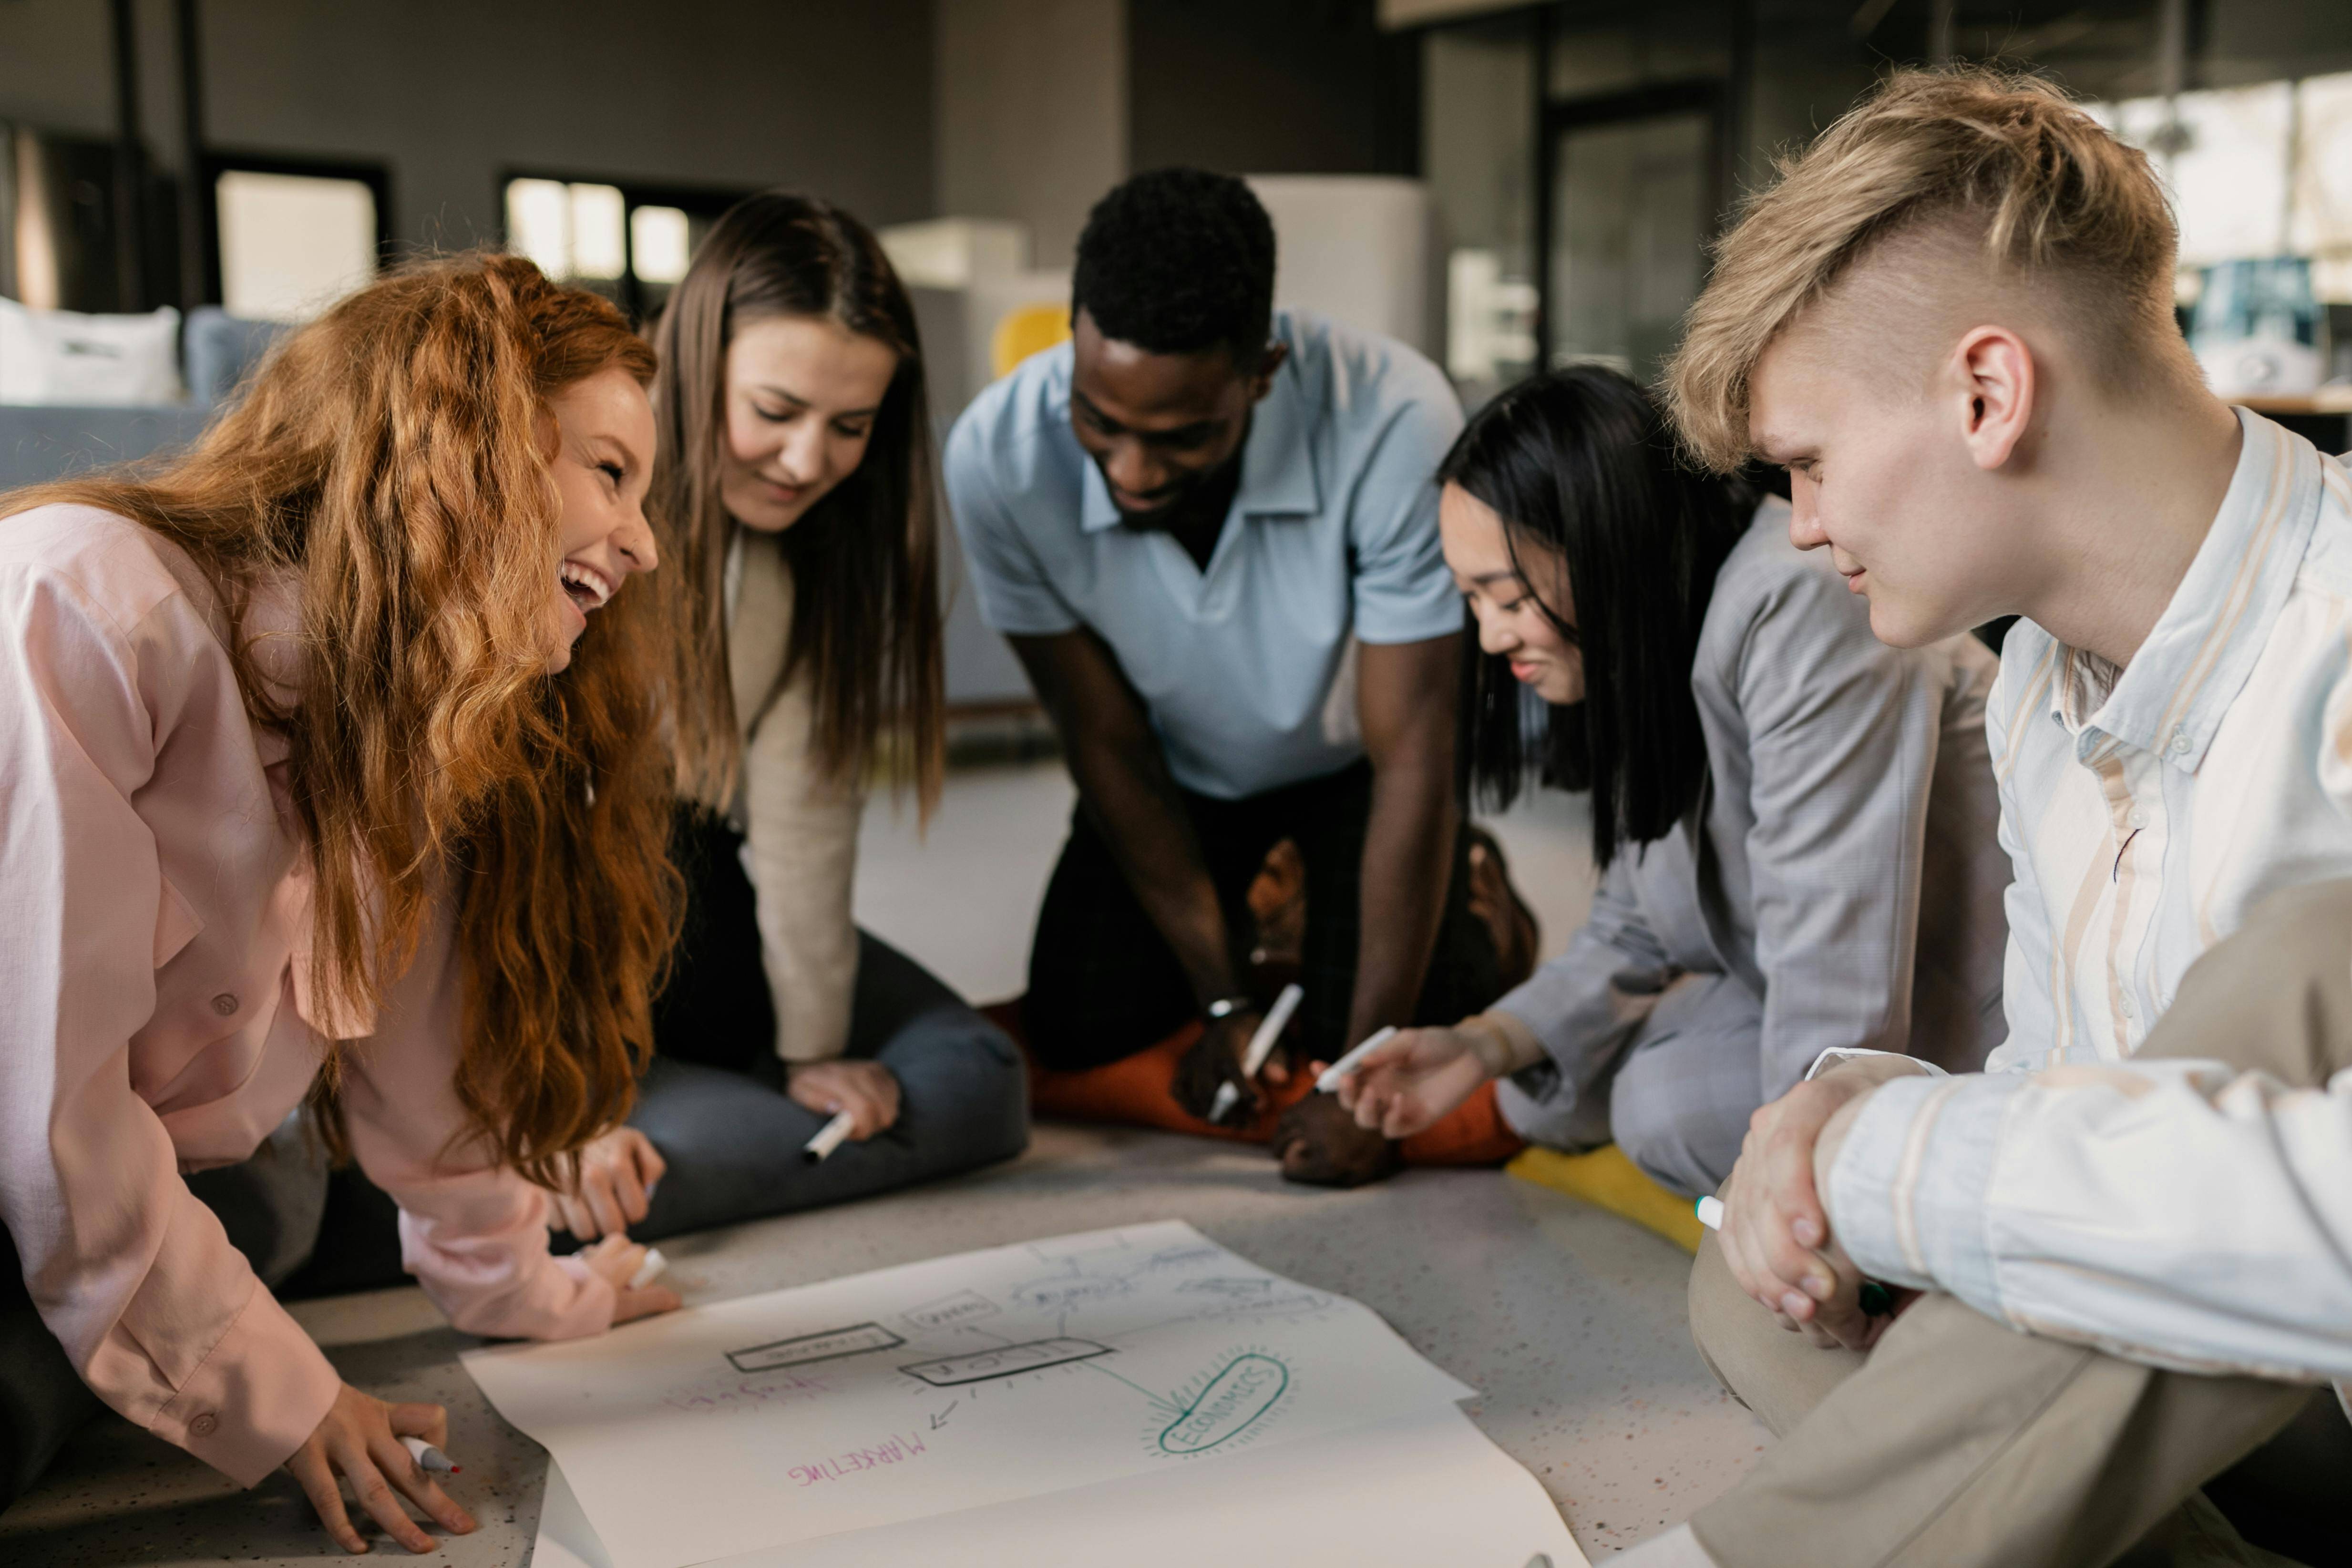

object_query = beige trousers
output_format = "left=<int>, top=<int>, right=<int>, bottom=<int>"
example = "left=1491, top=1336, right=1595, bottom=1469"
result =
left=1685, top=879, right=2352, bottom=1568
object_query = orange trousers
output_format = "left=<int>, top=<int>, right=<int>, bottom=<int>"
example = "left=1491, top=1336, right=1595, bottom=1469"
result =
left=988, top=1004, right=1525, bottom=1166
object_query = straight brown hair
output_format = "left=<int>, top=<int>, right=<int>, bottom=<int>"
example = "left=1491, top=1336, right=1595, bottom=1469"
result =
left=650, top=192, right=945, bottom=812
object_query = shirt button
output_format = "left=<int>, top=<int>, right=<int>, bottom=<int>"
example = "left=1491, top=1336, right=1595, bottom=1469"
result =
left=2128, top=807, right=2148, bottom=829
left=210, top=993, right=239, bottom=1017
left=2169, top=729, right=2191, bottom=754
left=188, top=1412, right=217, bottom=1437
left=2120, top=997, right=2137, bottom=1020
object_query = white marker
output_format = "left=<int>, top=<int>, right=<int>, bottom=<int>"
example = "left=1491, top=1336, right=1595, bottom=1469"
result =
left=1314, top=1025, right=1400, bottom=1093
left=1695, top=1195, right=1725, bottom=1230
left=627, top=1246, right=668, bottom=1291
left=401, top=1435, right=459, bottom=1474
left=1207, top=983, right=1306, bottom=1123
left=802, top=1109, right=854, bottom=1164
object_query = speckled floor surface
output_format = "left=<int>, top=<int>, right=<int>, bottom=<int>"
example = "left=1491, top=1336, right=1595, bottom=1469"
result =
left=0, top=1120, right=1765, bottom=1565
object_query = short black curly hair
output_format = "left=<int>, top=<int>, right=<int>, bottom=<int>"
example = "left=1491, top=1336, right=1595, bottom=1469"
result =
left=1071, top=168, right=1276, bottom=364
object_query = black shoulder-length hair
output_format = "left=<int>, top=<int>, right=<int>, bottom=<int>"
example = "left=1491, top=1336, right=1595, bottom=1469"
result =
left=1440, top=366, right=1753, bottom=870
left=649, top=192, right=944, bottom=815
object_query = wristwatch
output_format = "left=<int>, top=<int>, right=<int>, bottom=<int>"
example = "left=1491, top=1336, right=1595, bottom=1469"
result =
left=1204, top=995, right=1253, bottom=1021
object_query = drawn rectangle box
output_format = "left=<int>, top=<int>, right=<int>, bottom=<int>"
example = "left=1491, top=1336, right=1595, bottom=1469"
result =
left=898, top=1337, right=1113, bottom=1388
left=901, top=1289, right=1001, bottom=1332
left=727, top=1322, right=905, bottom=1373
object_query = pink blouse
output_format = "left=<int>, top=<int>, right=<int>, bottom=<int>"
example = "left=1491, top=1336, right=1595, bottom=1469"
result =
left=0, top=504, right=615, bottom=1486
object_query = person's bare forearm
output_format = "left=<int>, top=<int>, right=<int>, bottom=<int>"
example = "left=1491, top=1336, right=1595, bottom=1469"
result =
left=1348, top=635, right=1464, bottom=1048
left=1063, top=728, right=1239, bottom=1006
left=1348, top=747, right=1455, bottom=1045
left=1013, top=631, right=1239, bottom=1009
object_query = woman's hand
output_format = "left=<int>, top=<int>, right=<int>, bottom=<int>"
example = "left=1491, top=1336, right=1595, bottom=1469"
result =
left=551, top=1126, right=667, bottom=1240
left=1329, top=1025, right=1492, bottom=1139
left=577, top=1233, right=684, bottom=1324
left=284, top=1383, right=475, bottom=1555
left=786, top=1059, right=902, bottom=1138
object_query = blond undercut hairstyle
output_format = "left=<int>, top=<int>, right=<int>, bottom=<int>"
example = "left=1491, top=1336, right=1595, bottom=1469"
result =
left=1666, top=67, right=2187, bottom=473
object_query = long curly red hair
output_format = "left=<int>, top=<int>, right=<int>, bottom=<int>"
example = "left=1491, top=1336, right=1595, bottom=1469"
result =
left=6, top=254, right=677, bottom=1185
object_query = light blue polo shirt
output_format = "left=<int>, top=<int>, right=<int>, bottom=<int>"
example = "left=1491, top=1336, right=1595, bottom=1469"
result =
left=945, top=309, right=1465, bottom=801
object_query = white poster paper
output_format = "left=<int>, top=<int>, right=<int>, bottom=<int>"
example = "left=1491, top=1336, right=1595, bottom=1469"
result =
left=532, top=1405, right=1585, bottom=1568
left=464, top=1222, right=1510, bottom=1568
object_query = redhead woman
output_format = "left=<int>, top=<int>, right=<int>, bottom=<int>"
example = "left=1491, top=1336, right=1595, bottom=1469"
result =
left=545, top=193, right=1027, bottom=1245
left=0, top=256, right=679, bottom=1549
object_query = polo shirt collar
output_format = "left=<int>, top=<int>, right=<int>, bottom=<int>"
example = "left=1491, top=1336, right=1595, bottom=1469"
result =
left=2061, top=408, right=2322, bottom=771
left=1075, top=347, right=1322, bottom=534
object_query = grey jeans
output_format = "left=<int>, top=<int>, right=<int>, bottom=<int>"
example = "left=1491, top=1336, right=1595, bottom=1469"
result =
left=1498, top=969, right=1764, bottom=1198
left=621, top=931, right=1030, bottom=1241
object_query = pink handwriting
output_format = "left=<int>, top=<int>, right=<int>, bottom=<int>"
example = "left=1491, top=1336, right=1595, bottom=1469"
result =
left=788, top=1431, right=931, bottom=1486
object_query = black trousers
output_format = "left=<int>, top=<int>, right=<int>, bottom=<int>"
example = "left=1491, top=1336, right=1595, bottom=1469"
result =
left=1023, top=760, right=1502, bottom=1071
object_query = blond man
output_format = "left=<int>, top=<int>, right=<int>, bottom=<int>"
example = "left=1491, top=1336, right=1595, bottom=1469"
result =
left=1625, top=69, right=2352, bottom=1568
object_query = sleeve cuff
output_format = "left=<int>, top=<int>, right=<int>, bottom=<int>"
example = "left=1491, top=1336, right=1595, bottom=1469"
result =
left=153, top=1281, right=341, bottom=1487
left=1807, top=1046, right=1949, bottom=1081
left=1466, top=1010, right=1546, bottom=1076
left=1828, top=1071, right=2024, bottom=1308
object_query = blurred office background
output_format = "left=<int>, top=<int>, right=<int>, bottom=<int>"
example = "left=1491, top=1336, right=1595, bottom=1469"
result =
left=6, top=0, right=2352, bottom=994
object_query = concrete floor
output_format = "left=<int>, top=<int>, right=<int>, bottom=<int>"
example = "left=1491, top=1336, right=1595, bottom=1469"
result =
left=3, top=761, right=1765, bottom=1563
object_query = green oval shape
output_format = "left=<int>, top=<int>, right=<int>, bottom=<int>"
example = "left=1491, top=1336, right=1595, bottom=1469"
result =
left=1159, top=1354, right=1289, bottom=1455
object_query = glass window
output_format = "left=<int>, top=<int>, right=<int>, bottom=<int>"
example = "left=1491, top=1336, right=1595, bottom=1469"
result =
left=630, top=205, right=693, bottom=286
left=215, top=170, right=377, bottom=322
left=504, top=178, right=572, bottom=278
left=502, top=179, right=626, bottom=282
left=1425, top=16, right=1539, bottom=400
left=2103, top=82, right=2294, bottom=270
left=569, top=184, right=626, bottom=280
left=1549, top=109, right=1712, bottom=385
left=2294, top=72, right=2352, bottom=303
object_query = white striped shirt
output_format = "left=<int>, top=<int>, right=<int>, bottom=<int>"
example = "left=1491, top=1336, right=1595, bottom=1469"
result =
left=1990, top=408, right=2352, bottom=1070
left=1828, top=410, right=2352, bottom=1385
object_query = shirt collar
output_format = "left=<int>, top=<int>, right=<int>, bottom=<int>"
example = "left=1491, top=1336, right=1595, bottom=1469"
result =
left=1075, top=327, right=1322, bottom=534
left=2059, top=408, right=2325, bottom=770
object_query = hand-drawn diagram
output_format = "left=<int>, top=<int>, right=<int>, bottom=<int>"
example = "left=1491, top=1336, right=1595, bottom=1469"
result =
left=1158, top=1351, right=1290, bottom=1454
left=900, top=1337, right=1114, bottom=1387
left=464, top=1221, right=1481, bottom=1568
left=900, top=1288, right=1001, bottom=1332
left=725, top=1321, right=904, bottom=1373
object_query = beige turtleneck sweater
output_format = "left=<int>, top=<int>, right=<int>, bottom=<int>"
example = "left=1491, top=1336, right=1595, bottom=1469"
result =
left=727, top=529, right=863, bottom=1063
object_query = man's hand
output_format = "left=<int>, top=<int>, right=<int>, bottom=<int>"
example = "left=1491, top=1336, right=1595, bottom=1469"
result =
left=1272, top=1092, right=1404, bottom=1187
left=552, top=1126, right=666, bottom=1240
left=1175, top=1012, right=1262, bottom=1121
left=1330, top=1025, right=1489, bottom=1138
left=577, top=1233, right=684, bottom=1324
left=1716, top=1057, right=1923, bottom=1349
left=786, top=1060, right=903, bottom=1139
left=284, top=1384, right=475, bottom=1555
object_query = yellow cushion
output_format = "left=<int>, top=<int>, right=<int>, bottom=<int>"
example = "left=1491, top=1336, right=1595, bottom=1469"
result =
left=1507, top=1144, right=1705, bottom=1253
left=990, top=302, right=1073, bottom=379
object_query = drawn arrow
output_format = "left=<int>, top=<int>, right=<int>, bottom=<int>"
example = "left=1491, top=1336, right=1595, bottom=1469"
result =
left=929, top=1400, right=958, bottom=1430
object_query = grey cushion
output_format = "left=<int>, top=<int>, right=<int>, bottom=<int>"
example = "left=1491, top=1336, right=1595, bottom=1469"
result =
left=183, top=306, right=288, bottom=408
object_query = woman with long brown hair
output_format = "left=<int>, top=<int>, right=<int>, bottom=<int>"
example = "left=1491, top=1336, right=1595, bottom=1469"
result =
left=0, top=255, right=681, bottom=1550
left=545, top=193, right=1026, bottom=1245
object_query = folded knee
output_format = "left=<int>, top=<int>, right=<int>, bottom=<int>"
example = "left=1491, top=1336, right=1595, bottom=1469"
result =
left=1613, top=1091, right=1744, bottom=1199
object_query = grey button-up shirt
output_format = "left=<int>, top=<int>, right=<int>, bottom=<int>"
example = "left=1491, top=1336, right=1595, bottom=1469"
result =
left=1496, top=502, right=2010, bottom=1137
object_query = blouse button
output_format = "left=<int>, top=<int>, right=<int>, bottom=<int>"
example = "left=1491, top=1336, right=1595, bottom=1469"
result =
left=210, top=993, right=239, bottom=1017
left=2127, top=807, right=2148, bottom=829
left=188, top=1412, right=218, bottom=1437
